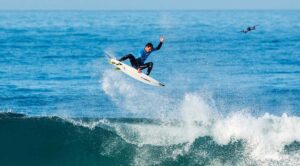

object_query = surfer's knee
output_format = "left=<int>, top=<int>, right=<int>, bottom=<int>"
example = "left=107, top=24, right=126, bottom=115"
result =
left=126, top=54, right=134, bottom=58
left=119, top=54, right=134, bottom=61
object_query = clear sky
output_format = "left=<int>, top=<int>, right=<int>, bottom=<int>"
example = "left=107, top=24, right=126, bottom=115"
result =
left=0, top=0, right=299, bottom=10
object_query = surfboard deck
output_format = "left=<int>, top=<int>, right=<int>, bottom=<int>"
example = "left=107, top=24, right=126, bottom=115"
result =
left=105, top=52, right=165, bottom=87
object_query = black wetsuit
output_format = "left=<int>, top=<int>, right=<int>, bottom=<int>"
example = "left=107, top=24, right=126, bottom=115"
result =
left=119, top=42, right=163, bottom=75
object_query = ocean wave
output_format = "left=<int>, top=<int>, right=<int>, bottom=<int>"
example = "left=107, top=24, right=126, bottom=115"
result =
left=99, top=70, right=300, bottom=165
left=1, top=112, right=300, bottom=166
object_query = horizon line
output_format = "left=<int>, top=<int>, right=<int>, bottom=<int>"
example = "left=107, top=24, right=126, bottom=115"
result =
left=0, top=9, right=299, bottom=11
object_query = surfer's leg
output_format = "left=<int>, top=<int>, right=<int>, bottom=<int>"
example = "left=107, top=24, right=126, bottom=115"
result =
left=119, top=54, right=137, bottom=67
left=139, top=62, right=153, bottom=75
left=118, top=54, right=132, bottom=61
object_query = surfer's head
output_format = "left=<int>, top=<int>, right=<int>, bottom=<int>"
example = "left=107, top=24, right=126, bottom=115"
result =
left=145, top=43, right=153, bottom=52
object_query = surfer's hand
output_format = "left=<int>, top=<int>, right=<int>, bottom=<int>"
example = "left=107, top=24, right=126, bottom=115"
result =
left=160, top=36, right=164, bottom=43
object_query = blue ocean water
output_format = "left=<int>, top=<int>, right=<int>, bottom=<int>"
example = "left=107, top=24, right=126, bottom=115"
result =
left=0, top=11, right=300, bottom=165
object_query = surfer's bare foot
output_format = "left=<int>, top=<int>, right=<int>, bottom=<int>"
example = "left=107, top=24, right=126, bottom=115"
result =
left=137, top=68, right=142, bottom=73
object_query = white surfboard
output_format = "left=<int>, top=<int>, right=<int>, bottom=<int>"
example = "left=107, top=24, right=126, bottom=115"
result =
left=105, top=52, right=165, bottom=87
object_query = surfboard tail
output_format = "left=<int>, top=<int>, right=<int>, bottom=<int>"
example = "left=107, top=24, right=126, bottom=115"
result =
left=104, top=51, right=117, bottom=60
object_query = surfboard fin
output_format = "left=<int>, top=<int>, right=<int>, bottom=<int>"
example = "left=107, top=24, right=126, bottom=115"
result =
left=159, top=83, right=165, bottom=86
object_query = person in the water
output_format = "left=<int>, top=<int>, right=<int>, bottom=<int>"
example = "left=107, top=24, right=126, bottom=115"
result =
left=241, top=25, right=256, bottom=33
left=118, top=36, right=164, bottom=75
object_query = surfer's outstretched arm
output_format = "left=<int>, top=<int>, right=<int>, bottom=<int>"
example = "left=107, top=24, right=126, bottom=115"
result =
left=154, top=36, right=164, bottom=51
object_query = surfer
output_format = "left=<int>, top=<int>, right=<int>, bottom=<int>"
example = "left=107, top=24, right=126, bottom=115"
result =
left=241, top=25, right=256, bottom=33
left=118, top=36, right=164, bottom=75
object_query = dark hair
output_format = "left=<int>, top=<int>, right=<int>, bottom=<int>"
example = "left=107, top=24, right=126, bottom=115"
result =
left=145, top=43, right=153, bottom=48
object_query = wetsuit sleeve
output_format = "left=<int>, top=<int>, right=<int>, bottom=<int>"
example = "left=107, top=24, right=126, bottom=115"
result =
left=137, top=50, right=143, bottom=58
left=153, top=42, right=163, bottom=51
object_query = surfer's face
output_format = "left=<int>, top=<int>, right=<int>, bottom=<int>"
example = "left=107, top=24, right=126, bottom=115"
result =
left=145, top=46, right=152, bottom=53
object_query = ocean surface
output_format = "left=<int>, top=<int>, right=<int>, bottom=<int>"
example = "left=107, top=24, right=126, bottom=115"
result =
left=0, top=10, right=300, bottom=165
